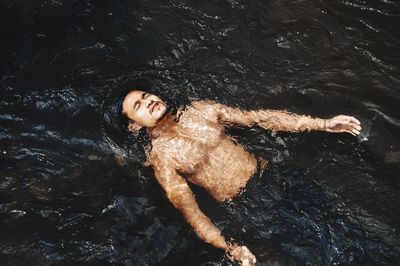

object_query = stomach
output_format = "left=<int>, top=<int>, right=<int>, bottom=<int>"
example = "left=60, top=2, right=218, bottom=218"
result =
left=187, top=138, right=258, bottom=202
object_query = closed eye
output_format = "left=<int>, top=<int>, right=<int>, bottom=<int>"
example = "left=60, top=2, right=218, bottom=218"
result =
left=133, top=101, right=140, bottom=110
left=133, top=92, right=149, bottom=110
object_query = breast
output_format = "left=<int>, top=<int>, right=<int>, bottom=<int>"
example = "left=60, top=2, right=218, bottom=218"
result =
left=150, top=137, right=201, bottom=175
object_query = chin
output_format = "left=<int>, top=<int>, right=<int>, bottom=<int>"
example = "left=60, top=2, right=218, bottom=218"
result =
left=154, top=106, right=167, bottom=121
left=159, top=105, right=167, bottom=115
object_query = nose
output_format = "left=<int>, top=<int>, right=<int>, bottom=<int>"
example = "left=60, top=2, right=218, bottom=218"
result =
left=145, top=99, right=154, bottom=108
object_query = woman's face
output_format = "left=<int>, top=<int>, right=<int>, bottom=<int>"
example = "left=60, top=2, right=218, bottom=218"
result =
left=122, top=90, right=168, bottom=127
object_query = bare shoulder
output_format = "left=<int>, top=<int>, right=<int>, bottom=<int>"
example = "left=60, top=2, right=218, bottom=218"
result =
left=188, top=100, right=222, bottom=118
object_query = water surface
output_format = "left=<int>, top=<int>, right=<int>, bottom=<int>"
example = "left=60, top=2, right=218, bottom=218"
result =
left=1, top=0, right=400, bottom=265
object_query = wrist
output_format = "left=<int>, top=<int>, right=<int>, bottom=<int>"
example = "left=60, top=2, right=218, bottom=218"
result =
left=219, top=240, right=229, bottom=250
left=211, top=234, right=228, bottom=250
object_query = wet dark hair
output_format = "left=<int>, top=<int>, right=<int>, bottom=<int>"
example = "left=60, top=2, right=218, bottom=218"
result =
left=102, top=88, right=148, bottom=164
left=116, top=91, right=131, bottom=134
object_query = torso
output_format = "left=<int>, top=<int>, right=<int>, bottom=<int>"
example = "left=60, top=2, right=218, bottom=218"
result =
left=150, top=101, right=259, bottom=203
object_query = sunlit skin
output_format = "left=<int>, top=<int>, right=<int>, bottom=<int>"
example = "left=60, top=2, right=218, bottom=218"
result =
left=122, top=90, right=362, bottom=266
left=122, top=90, right=168, bottom=127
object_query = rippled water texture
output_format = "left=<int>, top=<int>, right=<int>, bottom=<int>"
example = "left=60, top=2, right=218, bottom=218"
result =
left=1, top=0, right=400, bottom=265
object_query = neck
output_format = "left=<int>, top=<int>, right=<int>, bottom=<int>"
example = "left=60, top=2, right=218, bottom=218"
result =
left=147, top=114, right=176, bottom=139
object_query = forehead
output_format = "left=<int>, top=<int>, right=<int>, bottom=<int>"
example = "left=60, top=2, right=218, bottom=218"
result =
left=125, top=90, right=144, bottom=101
left=123, top=90, right=144, bottom=106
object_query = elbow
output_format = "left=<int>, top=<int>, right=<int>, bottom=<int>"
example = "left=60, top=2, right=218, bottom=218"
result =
left=293, top=116, right=312, bottom=132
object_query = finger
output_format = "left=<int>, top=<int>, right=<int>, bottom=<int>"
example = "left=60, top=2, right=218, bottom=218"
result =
left=340, top=128, right=353, bottom=135
left=346, top=127, right=360, bottom=136
left=348, top=131, right=356, bottom=136
left=351, top=125, right=361, bottom=133
left=341, top=126, right=358, bottom=135
left=348, top=119, right=361, bottom=126
left=339, top=121, right=361, bottom=131
left=349, top=122, right=362, bottom=131
left=348, top=123, right=361, bottom=132
left=352, top=126, right=361, bottom=133
left=349, top=117, right=361, bottom=125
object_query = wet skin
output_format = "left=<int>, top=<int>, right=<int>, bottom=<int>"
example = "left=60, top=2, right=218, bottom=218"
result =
left=122, top=90, right=362, bottom=266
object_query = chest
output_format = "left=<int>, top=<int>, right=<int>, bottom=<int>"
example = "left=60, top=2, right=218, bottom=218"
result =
left=153, top=123, right=223, bottom=173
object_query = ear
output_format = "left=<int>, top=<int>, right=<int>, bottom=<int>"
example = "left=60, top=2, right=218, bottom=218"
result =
left=128, top=121, right=143, bottom=132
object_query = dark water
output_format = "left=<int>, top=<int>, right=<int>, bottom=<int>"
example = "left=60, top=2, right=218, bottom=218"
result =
left=1, top=0, right=400, bottom=265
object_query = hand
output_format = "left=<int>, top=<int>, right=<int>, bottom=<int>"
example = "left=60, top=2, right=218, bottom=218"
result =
left=226, top=244, right=257, bottom=266
left=324, top=115, right=361, bottom=136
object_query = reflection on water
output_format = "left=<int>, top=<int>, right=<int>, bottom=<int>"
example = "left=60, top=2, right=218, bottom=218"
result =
left=1, top=0, right=400, bottom=265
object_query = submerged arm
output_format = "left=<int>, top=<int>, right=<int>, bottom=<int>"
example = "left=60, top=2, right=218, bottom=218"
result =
left=198, top=101, right=361, bottom=135
left=152, top=157, right=228, bottom=249
left=152, top=156, right=256, bottom=265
